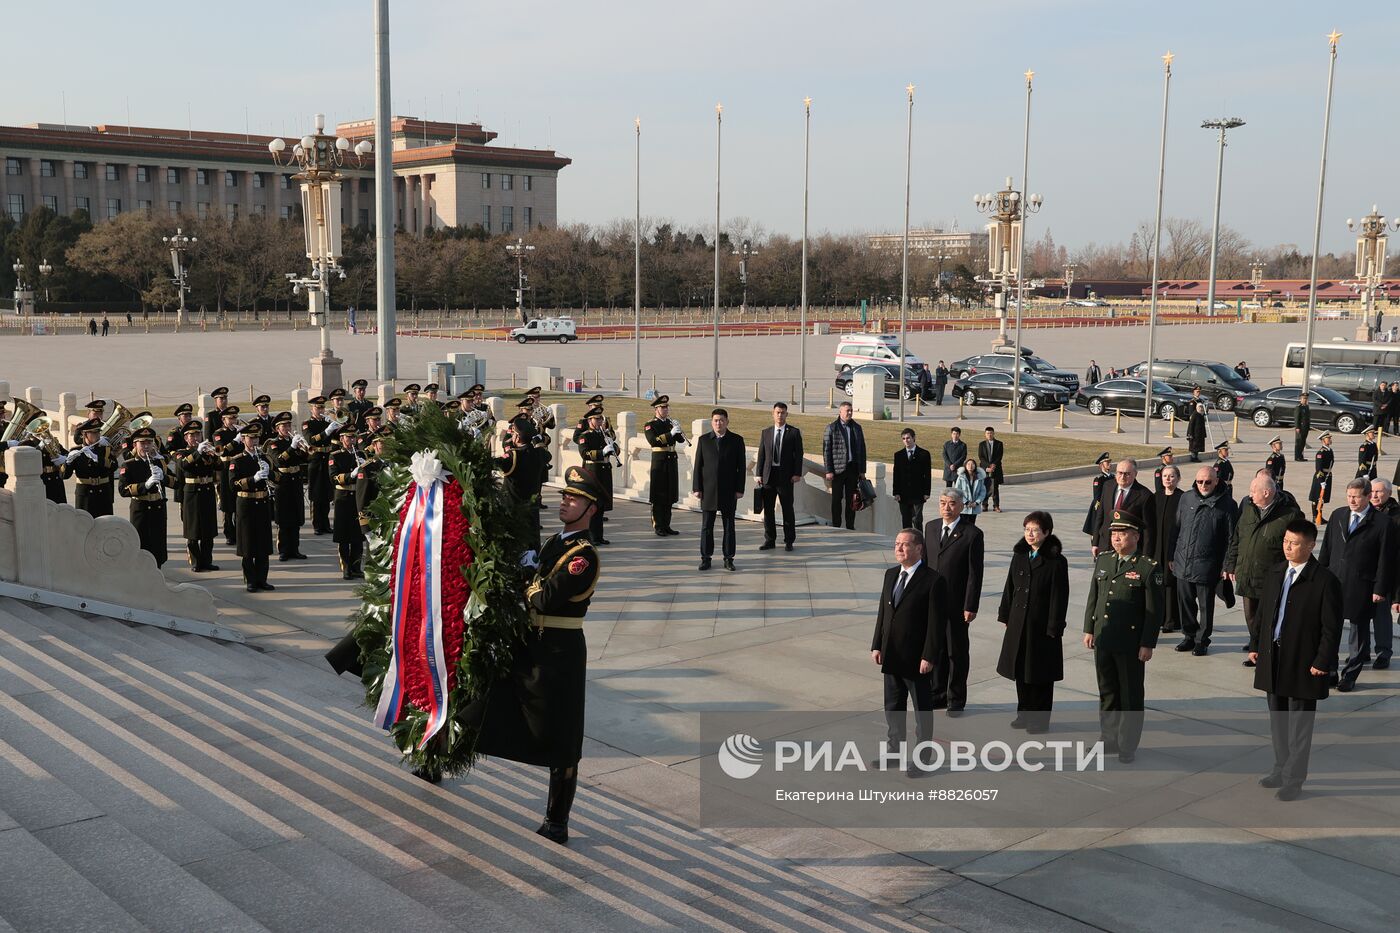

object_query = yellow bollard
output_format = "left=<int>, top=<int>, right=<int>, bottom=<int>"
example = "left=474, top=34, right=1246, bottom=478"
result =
left=790, top=384, right=796, bottom=405
left=594, top=369, right=600, bottom=389
left=1112, top=408, right=1123, bottom=434
left=1058, top=404, right=1067, bottom=429
left=512, top=372, right=518, bottom=389
left=144, top=389, right=149, bottom=408
left=828, top=387, right=835, bottom=409
left=621, top=372, right=627, bottom=391
left=1166, top=408, right=1177, bottom=439
left=683, top=376, right=691, bottom=396
left=1005, top=398, right=1013, bottom=425
left=958, top=395, right=966, bottom=419
left=717, top=378, right=724, bottom=399
left=913, top=394, right=922, bottom=416
left=1231, top=414, right=1240, bottom=444
left=652, top=374, right=657, bottom=393
left=249, top=385, right=254, bottom=402
left=753, top=381, right=760, bottom=402
left=1380, top=428, right=1386, bottom=457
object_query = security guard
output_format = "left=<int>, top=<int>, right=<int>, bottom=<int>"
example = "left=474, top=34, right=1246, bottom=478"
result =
left=174, top=423, right=220, bottom=571
left=1309, top=431, right=1334, bottom=524
left=1265, top=436, right=1287, bottom=490
left=267, top=412, right=310, bottom=561
left=249, top=395, right=275, bottom=440
left=329, top=427, right=366, bottom=579
left=212, top=406, right=243, bottom=545
left=1213, top=441, right=1235, bottom=499
left=63, top=419, right=117, bottom=517
left=1152, top=447, right=1175, bottom=494
left=165, top=402, right=198, bottom=516
left=302, top=396, right=336, bottom=535
left=346, top=378, right=373, bottom=428
left=117, top=427, right=172, bottom=567
left=575, top=407, right=614, bottom=545
left=1082, top=451, right=1113, bottom=536
left=228, top=423, right=275, bottom=592
left=205, top=387, right=231, bottom=440
left=642, top=395, right=684, bottom=535
left=1356, top=425, right=1379, bottom=480
left=459, top=465, right=603, bottom=842
left=1082, top=509, right=1160, bottom=764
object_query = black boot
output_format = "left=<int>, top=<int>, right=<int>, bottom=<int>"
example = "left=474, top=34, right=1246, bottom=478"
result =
left=536, top=766, right=577, bottom=844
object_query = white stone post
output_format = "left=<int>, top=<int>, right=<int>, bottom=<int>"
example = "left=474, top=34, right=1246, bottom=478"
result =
left=4, top=446, right=51, bottom=589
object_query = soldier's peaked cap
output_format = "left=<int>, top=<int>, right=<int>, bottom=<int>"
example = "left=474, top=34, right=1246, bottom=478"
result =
left=274, top=412, right=293, bottom=424
left=210, top=387, right=229, bottom=397
left=182, top=422, right=204, bottom=435
left=586, top=394, right=605, bottom=404
left=653, top=395, right=671, bottom=407
left=1156, top=447, right=1172, bottom=457
left=1095, top=451, right=1112, bottom=465
left=403, top=383, right=421, bottom=393
left=351, top=378, right=369, bottom=389
left=585, top=406, right=605, bottom=418
left=563, top=466, right=603, bottom=502
left=1109, top=509, right=1144, bottom=531
left=328, top=388, right=347, bottom=399
left=241, top=422, right=263, bottom=437
left=173, top=403, right=193, bottom=416
left=129, top=426, right=158, bottom=442
left=252, top=395, right=271, bottom=406
left=308, top=396, right=327, bottom=405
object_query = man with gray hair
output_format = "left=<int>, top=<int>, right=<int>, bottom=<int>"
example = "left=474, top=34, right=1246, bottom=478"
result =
left=1171, top=464, right=1239, bottom=656
left=1319, top=476, right=1391, bottom=691
left=1092, top=459, right=1156, bottom=558
left=1226, top=470, right=1303, bottom=667
left=922, top=488, right=984, bottom=715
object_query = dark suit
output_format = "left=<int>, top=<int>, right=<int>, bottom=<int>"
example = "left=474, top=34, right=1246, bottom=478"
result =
left=692, top=430, right=745, bottom=561
left=1249, top=558, right=1343, bottom=791
left=871, top=563, right=948, bottom=747
left=941, top=438, right=967, bottom=487
left=892, top=445, right=932, bottom=528
left=977, top=438, right=1005, bottom=510
left=1092, top=480, right=1156, bottom=556
left=756, top=424, right=803, bottom=546
left=1318, top=506, right=1390, bottom=687
left=922, top=517, right=985, bottom=710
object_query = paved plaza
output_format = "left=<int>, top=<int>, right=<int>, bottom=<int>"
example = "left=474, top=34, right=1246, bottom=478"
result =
left=2, top=452, right=1398, bottom=929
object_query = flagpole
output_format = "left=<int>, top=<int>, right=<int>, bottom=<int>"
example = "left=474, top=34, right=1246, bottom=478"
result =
left=1301, top=31, right=1342, bottom=383
left=1010, top=70, right=1034, bottom=432
left=1143, top=52, right=1173, bottom=443
left=800, top=96, right=811, bottom=414
left=898, top=83, right=914, bottom=423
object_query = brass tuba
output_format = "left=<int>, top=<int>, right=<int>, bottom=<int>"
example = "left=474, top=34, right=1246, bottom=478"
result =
left=25, top=415, right=65, bottom=460
left=99, top=401, right=136, bottom=445
left=1, top=399, right=42, bottom=444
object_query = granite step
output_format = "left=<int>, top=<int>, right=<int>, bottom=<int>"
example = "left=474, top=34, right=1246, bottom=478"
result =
left=0, top=822, right=146, bottom=933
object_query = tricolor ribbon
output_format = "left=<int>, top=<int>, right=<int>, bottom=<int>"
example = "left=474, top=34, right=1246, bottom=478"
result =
left=374, top=451, right=452, bottom=748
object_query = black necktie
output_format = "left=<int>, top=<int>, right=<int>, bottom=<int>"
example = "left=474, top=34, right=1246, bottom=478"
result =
left=893, top=569, right=909, bottom=606
left=942, top=525, right=952, bottom=545
left=775, top=428, right=782, bottom=462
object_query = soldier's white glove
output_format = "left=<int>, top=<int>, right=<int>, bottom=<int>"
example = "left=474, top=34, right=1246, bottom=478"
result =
left=233, top=432, right=245, bottom=443
left=602, top=443, right=616, bottom=456
left=98, top=437, right=111, bottom=447
left=83, top=446, right=98, bottom=461
left=197, top=440, right=214, bottom=455
left=519, top=549, right=540, bottom=569
left=144, top=475, right=160, bottom=490
left=671, top=425, right=683, bottom=437
left=3, top=439, right=17, bottom=449
left=254, top=466, right=270, bottom=481
left=326, top=421, right=342, bottom=435
left=292, top=434, right=309, bottom=450
left=52, top=452, right=69, bottom=466
left=149, top=466, right=164, bottom=483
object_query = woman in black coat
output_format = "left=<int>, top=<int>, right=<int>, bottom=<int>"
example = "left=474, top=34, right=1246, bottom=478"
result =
left=1152, top=464, right=1184, bottom=633
left=996, top=511, right=1069, bottom=733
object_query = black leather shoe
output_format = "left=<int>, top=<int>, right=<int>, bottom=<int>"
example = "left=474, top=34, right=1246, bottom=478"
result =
left=698, top=560, right=712, bottom=571
left=946, top=707, right=965, bottom=718
left=656, top=529, right=669, bottom=537
left=1117, top=751, right=1136, bottom=764
left=785, top=543, right=794, bottom=551
left=258, top=583, right=276, bottom=591
left=665, top=528, right=681, bottom=536
left=1010, top=716, right=1028, bottom=729
left=245, top=584, right=258, bottom=593
left=278, top=555, right=291, bottom=562
left=1374, top=658, right=1391, bottom=670
left=1337, top=679, right=1356, bottom=692
left=1242, top=658, right=1256, bottom=667
left=292, top=553, right=309, bottom=560
left=536, top=820, right=570, bottom=844
left=1192, top=644, right=1208, bottom=656
left=1259, top=773, right=1284, bottom=788
left=596, top=538, right=611, bottom=546
left=1025, top=724, right=1049, bottom=735
left=203, top=564, right=220, bottom=572
left=759, top=542, right=776, bottom=551
left=1275, top=785, right=1301, bottom=801
left=930, top=698, right=948, bottom=710
left=1175, top=638, right=1197, bottom=652
left=723, top=559, right=736, bottom=571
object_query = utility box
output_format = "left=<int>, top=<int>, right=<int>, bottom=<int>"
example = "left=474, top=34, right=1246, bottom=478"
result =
left=852, top=371, right=885, bottom=420
left=527, top=365, right=562, bottom=392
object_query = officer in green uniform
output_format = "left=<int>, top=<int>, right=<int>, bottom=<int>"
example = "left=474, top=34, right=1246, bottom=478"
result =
left=1082, top=508, right=1161, bottom=763
left=642, top=395, right=684, bottom=536
left=1265, top=435, right=1286, bottom=490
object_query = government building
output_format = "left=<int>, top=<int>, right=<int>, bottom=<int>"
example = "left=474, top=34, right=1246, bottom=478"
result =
left=0, top=116, right=570, bottom=235
left=866, top=227, right=989, bottom=259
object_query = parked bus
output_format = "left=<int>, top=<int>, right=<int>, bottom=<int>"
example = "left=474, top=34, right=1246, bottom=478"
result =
left=1281, top=340, right=1400, bottom=386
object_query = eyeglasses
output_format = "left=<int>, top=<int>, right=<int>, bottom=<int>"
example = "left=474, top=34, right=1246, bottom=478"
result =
left=1196, top=480, right=1214, bottom=486
left=1115, top=471, right=1134, bottom=476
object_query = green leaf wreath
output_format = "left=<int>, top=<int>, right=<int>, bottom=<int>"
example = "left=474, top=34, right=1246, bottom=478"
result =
left=348, top=405, right=535, bottom=776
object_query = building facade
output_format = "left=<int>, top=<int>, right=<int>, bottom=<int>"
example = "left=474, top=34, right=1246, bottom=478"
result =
left=866, top=228, right=989, bottom=259
left=0, top=117, right=569, bottom=236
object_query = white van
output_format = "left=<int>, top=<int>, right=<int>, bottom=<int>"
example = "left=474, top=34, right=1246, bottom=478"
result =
left=510, top=317, right=577, bottom=344
left=833, top=333, right=923, bottom=372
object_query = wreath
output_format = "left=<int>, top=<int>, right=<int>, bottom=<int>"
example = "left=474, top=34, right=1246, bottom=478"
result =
left=348, top=405, right=534, bottom=777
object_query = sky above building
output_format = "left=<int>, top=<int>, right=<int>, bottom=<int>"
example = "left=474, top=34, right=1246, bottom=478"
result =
left=6, top=1, right=1394, bottom=254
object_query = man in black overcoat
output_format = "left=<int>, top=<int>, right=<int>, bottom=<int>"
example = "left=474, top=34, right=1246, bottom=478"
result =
left=755, top=402, right=803, bottom=551
left=1318, top=477, right=1390, bottom=691
left=923, top=488, right=985, bottom=714
left=892, top=428, right=932, bottom=529
left=691, top=408, right=746, bottom=571
left=1092, top=458, right=1156, bottom=557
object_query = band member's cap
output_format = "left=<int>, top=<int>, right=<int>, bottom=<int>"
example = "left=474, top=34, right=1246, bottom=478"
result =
left=525, top=386, right=542, bottom=395
left=442, top=399, right=461, bottom=412
left=85, top=399, right=105, bottom=411
left=1364, top=425, right=1378, bottom=436
left=1095, top=451, right=1112, bottom=465
left=403, top=383, right=421, bottom=393
left=328, top=388, right=347, bottom=399
left=1268, top=436, right=1282, bottom=446
left=1108, top=509, right=1144, bottom=531
left=510, top=413, right=534, bottom=432
left=586, top=394, right=605, bottom=405
left=241, top=422, right=264, bottom=438
left=563, top=465, right=603, bottom=502
left=274, top=412, right=293, bottom=424
left=469, top=383, right=485, bottom=394
left=173, top=403, right=193, bottom=416
left=364, top=407, right=382, bottom=419
left=1319, top=431, right=1332, bottom=441
left=133, top=410, right=154, bottom=421
left=585, top=406, right=604, bottom=418
left=456, top=391, right=474, bottom=401
left=210, top=387, right=229, bottom=398
left=129, top=426, right=158, bottom=442
left=351, top=378, right=368, bottom=389
left=384, top=398, right=402, bottom=409
left=75, top=418, right=102, bottom=435
left=1214, top=441, right=1229, bottom=451
left=182, top=423, right=204, bottom=436
left=516, top=399, right=534, bottom=411
left=424, top=383, right=439, bottom=392
left=1156, top=447, right=1172, bottom=457
left=253, top=394, right=271, bottom=406
left=222, top=406, right=241, bottom=417
left=308, top=396, right=327, bottom=406
left=653, top=395, right=670, bottom=407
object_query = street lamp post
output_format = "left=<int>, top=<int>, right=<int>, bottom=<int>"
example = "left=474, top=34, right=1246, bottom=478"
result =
left=928, top=251, right=953, bottom=307
left=163, top=229, right=196, bottom=325
left=1063, top=263, right=1077, bottom=300
left=1301, top=31, right=1342, bottom=382
left=11, top=262, right=31, bottom=316
left=731, top=239, right=759, bottom=312
left=1346, top=207, right=1398, bottom=334
left=713, top=103, right=722, bottom=405
left=269, top=113, right=372, bottom=397
left=974, top=178, right=1041, bottom=350
left=898, top=83, right=914, bottom=423
left=1201, top=117, right=1245, bottom=317
left=37, top=259, right=51, bottom=304
left=634, top=117, right=642, bottom=399
left=800, top=97, right=811, bottom=413
left=506, top=237, right=535, bottom=324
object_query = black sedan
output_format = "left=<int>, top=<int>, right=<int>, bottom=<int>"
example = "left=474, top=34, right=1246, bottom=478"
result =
left=1242, top=387, right=1369, bottom=434
left=1074, top=378, right=1194, bottom=419
left=950, top=371, right=1070, bottom=410
left=834, top=363, right=927, bottom=401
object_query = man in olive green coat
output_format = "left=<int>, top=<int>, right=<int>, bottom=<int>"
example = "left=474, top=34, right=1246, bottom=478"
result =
left=1225, top=470, right=1303, bottom=668
left=1083, top=509, right=1161, bottom=763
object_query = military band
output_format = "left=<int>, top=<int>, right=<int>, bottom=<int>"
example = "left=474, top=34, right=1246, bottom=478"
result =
left=643, top=395, right=684, bottom=536
left=268, top=412, right=310, bottom=561
left=229, top=423, right=276, bottom=592
left=175, top=423, right=220, bottom=571
left=330, top=428, right=366, bottom=579
left=117, top=427, right=172, bottom=567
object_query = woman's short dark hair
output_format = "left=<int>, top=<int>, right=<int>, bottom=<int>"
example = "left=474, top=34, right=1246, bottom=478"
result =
left=1023, top=510, right=1054, bottom=534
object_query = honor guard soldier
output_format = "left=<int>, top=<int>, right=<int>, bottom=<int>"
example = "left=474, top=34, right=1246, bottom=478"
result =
left=174, top=423, right=220, bottom=571
left=382, top=398, right=402, bottom=427
left=1213, top=441, right=1235, bottom=499
left=1152, top=447, right=1175, bottom=494
left=576, top=406, right=614, bottom=544
left=524, top=387, right=555, bottom=441
left=166, top=403, right=198, bottom=516
left=1082, top=452, right=1113, bottom=536
left=1082, top=509, right=1161, bottom=763
left=354, top=429, right=389, bottom=542
left=572, top=394, right=608, bottom=446
left=1356, top=426, right=1379, bottom=480
left=248, top=395, right=275, bottom=439
left=329, top=427, right=366, bottom=579
left=346, top=378, right=373, bottom=428
left=63, top=419, right=117, bottom=517
left=1309, top=432, right=1335, bottom=524
left=1265, top=436, right=1287, bottom=490
left=229, top=423, right=276, bottom=592
left=118, top=427, right=172, bottom=567
left=302, top=396, right=337, bottom=535
left=423, top=382, right=441, bottom=405
left=205, top=387, right=231, bottom=440
left=212, top=406, right=243, bottom=545
left=401, top=383, right=422, bottom=415
left=643, top=395, right=684, bottom=536
left=497, top=415, right=550, bottom=548
left=267, top=412, right=310, bottom=561
left=28, top=432, right=71, bottom=504
left=459, top=465, right=603, bottom=841
left=326, top=386, right=349, bottom=425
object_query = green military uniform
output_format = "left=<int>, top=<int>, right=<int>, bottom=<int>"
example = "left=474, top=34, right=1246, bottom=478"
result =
left=1082, top=509, right=1162, bottom=760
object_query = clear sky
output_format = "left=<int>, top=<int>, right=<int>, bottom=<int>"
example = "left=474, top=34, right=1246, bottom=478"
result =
left=6, top=1, right=1394, bottom=254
